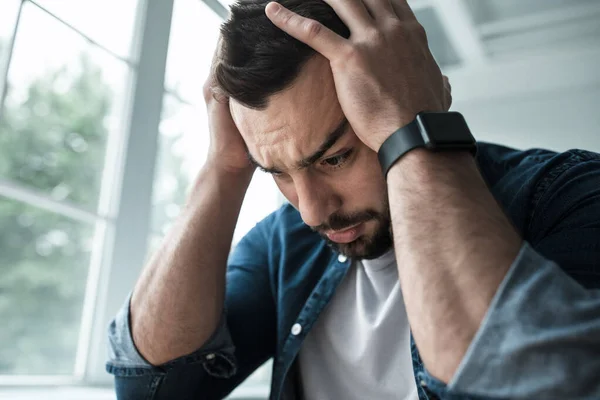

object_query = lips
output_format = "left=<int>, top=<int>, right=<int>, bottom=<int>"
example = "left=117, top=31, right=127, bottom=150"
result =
left=325, top=222, right=365, bottom=244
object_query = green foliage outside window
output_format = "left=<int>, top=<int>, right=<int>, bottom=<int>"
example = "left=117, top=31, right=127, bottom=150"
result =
left=0, top=53, right=111, bottom=374
left=0, top=31, right=191, bottom=373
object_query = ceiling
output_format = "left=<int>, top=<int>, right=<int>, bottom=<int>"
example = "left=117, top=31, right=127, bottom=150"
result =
left=417, top=0, right=600, bottom=68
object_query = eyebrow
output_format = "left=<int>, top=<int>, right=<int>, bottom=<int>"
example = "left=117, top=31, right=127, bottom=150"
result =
left=247, top=118, right=349, bottom=174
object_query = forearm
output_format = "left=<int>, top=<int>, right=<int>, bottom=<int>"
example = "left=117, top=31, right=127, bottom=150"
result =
left=130, top=161, right=253, bottom=365
left=387, top=149, right=522, bottom=382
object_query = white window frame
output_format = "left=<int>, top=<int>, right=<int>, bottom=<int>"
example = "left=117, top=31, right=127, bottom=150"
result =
left=0, top=0, right=272, bottom=397
left=0, top=0, right=173, bottom=386
left=81, top=0, right=175, bottom=385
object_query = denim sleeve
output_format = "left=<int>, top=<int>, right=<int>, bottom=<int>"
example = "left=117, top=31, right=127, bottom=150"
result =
left=106, top=293, right=235, bottom=371
left=418, top=149, right=600, bottom=400
left=106, top=296, right=238, bottom=400
left=106, top=213, right=277, bottom=400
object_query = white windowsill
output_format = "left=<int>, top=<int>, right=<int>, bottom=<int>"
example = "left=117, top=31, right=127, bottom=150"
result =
left=0, top=387, right=115, bottom=400
left=0, top=384, right=270, bottom=400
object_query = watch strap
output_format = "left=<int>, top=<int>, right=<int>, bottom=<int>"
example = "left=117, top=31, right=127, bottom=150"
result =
left=377, top=120, right=426, bottom=178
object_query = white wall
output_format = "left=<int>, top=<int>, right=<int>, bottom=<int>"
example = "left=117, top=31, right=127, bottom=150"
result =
left=446, top=45, right=600, bottom=153
left=455, top=84, right=600, bottom=153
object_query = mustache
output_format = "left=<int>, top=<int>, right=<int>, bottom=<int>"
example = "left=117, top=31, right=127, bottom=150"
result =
left=312, top=210, right=381, bottom=232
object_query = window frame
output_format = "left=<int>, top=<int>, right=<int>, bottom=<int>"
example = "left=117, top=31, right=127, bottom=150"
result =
left=0, top=0, right=151, bottom=385
left=0, top=0, right=273, bottom=397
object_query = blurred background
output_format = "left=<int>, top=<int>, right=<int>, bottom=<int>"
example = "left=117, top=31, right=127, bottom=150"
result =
left=0, top=0, right=598, bottom=399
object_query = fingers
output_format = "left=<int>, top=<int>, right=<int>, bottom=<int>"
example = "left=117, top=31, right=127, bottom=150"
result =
left=443, top=75, right=452, bottom=110
left=389, top=0, right=417, bottom=21
left=443, top=75, right=451, bottom=91
left=360, top=0, right=396, bottom=20
left=322, top=0, right=375, bottom=29
left=265, top=2, right=347, bottom=61
left=203, top=37, right=222, bottom=100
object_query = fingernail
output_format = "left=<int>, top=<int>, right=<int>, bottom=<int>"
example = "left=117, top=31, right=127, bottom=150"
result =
left=266, top=2, right=281, bottom=16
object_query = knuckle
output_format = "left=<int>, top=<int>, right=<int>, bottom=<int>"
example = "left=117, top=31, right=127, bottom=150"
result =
left=303, top=20, right=323, bottom=40
left=339, top=44, right=359, bottom=63
left=389, top=22, right=409, bottom=41
left=366, top=27, right=385, bottom=44
left=413, top=22, right=428, bottom=40
left=203, top=83, right=214, bottom=102
left=386, top=18, right=402, bottom=32
left=203, top=82, right=225, bottom=105
left=280, top=12, right=294, bottom=27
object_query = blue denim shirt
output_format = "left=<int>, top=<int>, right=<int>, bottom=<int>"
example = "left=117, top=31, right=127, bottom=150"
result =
left=107, top=143, right=600, bottom=400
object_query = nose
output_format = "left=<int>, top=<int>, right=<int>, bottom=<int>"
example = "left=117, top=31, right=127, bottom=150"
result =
left=294, top=174, right=339, bottom=228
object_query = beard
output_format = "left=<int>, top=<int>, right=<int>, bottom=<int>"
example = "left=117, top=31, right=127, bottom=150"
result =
left=311, top=201, right=393, bottom=260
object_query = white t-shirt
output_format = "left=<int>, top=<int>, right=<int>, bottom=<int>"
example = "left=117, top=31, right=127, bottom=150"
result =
left=298, top=250, right=418, bottom=400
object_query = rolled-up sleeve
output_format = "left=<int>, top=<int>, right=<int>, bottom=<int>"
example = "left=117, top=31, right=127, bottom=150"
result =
left=105, top=294, right=238, bottom=400
left=418, top=242, right=600, bottom=400
left=107, top=293, right=149, bottom=368
left=416, top=148, right=600, bottom=400
left=105, top=209, right=278, bottom=399
left=106, top=293, right=236, bottom=377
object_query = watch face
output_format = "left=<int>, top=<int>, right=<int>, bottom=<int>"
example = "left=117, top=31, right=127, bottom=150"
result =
left=417, top=112, right=475, bottom=148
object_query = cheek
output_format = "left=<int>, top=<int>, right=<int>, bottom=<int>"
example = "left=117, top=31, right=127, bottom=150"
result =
left=349, top=150, right=385, bottom=187
left=344, top=150, right=387, bottom=205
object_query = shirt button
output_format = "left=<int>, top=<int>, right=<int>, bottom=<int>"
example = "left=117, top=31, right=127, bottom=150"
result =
left=419, top=380, right=427, bottom=387
left=337, top=254, right=348, bottom=263
left=291, top=323, right=302, bottom=336
left=205, top=353, right=216, bottom=361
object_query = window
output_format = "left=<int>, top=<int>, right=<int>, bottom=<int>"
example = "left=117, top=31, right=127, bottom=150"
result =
left=0, top=1, right=20, bottom=82
left=0, top=0, right=278, bottom=390
left=152, top=0, right=281, bottom=245
left=1, top=0, right=599, bottom=398
left=0, top=197, right=95, bottom=374
left=150, top=0, right=280, bottom=393
left=0, top=0, right=138, bottom=378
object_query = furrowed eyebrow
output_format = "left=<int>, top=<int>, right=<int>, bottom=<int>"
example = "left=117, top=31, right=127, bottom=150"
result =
left=298, top=118, right=349, bottom=169
left=246, top=118, right=349, bottom=174
left=246, top=151, right=283, bottom=174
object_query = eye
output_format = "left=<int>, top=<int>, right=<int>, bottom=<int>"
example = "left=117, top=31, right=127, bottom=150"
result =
left=322, top=149, right=353, bottom=169
left=272, top=171, right=291, bottom=181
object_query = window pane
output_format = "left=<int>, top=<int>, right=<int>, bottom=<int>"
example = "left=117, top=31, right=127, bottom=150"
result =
left=0, top=1, right=130, bottom=211
left=165, top=0, right=221, bottom=104
left=32, top=0, right=140, bottom=59
left=0, top=196, right=94, bottom=374
left=233, top=170, right=281, bottom=243
left=152, top=95, right=208, bottom=235
left=147, top=234, right=164, bottom=257
left=151, top=95, right=281, bottom=241
left=0, top=0, right=20, bottom=76
left=217, top=0, right=236, bottom=8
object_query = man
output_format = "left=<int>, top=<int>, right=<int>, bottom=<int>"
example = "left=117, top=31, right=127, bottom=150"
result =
left=107, top=0, right=600, bottom=399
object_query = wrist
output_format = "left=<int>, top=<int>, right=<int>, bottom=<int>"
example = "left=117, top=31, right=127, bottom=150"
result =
left=371, top=116, right=415, bottom=153
left=205, top=154, right=256, bottom=178
left=387, top=149, right=475, bottom=187
left=378, top=112, right=476, bottom=179
left=197, top=158, right=255, bottom=192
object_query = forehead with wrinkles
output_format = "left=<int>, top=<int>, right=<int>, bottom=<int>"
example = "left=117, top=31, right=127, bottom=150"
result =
left=230, top=56, right=343, bottom=172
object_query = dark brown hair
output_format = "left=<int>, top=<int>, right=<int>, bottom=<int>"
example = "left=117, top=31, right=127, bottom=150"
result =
left=215, top=0, right=349, bottom=109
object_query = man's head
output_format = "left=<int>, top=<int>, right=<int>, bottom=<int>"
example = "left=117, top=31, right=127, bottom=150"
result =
left=216, top=1, right=392, bottom=259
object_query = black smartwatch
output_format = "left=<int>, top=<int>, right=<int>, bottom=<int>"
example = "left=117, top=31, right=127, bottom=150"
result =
left=377, top=111, right=476, bottom=178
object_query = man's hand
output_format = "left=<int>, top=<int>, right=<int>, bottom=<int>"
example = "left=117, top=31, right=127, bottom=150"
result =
left=265, top=0, right=451, bottom=152
left=204, top=42, right=255, bottom=174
